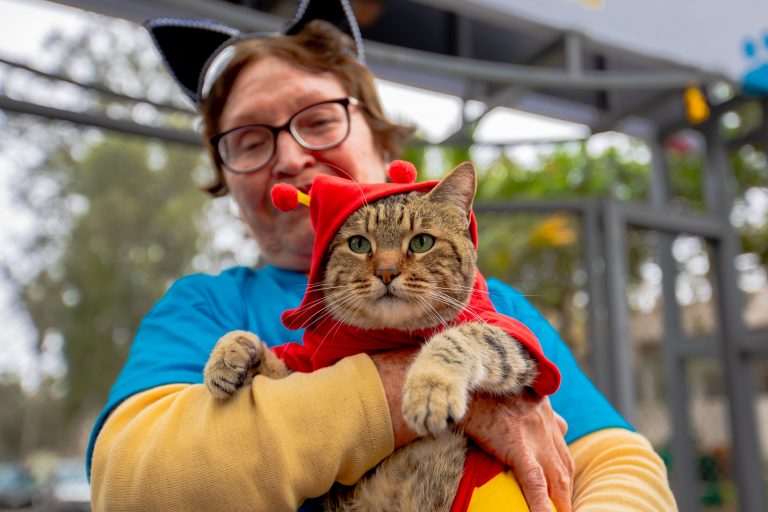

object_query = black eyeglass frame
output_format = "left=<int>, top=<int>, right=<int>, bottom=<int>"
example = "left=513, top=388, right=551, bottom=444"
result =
left=210, top=96, right=361, bottom=174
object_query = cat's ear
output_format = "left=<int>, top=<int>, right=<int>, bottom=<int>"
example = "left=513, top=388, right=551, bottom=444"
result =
left=427, top=162, right=476, bottom=220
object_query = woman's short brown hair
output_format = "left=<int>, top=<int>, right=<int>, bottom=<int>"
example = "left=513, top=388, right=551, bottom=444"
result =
left=200, top=20, right=414, bottom=196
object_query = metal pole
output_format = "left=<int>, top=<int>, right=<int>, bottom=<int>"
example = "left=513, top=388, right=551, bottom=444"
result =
left=0, top=56, right=194, bottom=115
left=702, top=119, right=766, bottom=512
left=647, top=134, right=700, bottom=511
left=564, top=32, right=583, bottom=78
left=582, top=201, right=612, bottom=395
left=367, top=43, right=716, bottom=91
left=49, top=0, right=720, bottom=91
left=603, top=199, right=636, bottom=421
left=0, top=95, right=202, bottom=147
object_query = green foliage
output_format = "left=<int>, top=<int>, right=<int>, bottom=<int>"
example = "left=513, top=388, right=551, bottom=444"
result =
left=18, top=136, right=208, bottom=419
left=0, top=15, right=210, bottom=458
left=471, top=143, right=651, bottom=202
left=732, top=144, right=768, bottom=267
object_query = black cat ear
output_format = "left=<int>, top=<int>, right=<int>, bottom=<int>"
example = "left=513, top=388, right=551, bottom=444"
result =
left=144, top=1, right=366, bottom=106
left=143, top=18, right=241, bottom=105
left=428, top=162, right=477, bottom=219
left=283, top=0, right=366, bottom=64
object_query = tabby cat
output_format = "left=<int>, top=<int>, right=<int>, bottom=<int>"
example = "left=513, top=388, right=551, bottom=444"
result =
left=203, top=162, right=539, bottom=511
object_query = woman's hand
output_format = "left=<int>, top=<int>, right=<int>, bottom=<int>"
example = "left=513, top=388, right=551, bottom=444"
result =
left=370, top=349, right=420, bottom=448
left=462, top=393, right=574, bottom=512
left=371, top=351, right=574, bottom=511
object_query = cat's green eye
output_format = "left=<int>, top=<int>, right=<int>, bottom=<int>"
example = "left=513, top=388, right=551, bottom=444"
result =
left=348, top=235, right=372, bottom=254
left=409, top=234, right=435, bottom=253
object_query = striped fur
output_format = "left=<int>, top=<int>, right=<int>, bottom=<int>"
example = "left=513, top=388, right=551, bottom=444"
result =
left=203, top=162, right=538, bottom=511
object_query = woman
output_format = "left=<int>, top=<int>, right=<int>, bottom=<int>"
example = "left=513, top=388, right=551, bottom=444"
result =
left=88, top=12, right=676, bottom=512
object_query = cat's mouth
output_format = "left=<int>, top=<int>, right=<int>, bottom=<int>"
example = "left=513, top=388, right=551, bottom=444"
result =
left=297, top=184, right=312, bottom=195
left=378, top=288, right=402, bottom=302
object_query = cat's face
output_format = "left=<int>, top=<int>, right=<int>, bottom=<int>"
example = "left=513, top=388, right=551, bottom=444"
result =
left=322, top=163, right=478, bottom=331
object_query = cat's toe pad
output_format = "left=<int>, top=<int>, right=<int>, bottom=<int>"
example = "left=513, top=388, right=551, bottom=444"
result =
left=204, top=331, right=263, bottom=399
left=402, top=373, right=467, bottom=436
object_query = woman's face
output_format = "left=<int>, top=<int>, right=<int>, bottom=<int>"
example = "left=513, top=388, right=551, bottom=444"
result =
left=219, top=56, right=387, bottom=271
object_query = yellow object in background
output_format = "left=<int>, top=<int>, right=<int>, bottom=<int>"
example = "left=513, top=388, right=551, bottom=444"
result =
left=684, top=86, right=710, bottom=125
left=529, top=214, right=576, bottom=249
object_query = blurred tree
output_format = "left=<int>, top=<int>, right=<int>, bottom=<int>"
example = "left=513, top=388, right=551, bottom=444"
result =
left=0, top=15, right=213, bottom=456
left=16, top=137, right=209, bottom=421
left=0, top=375, right=25, bottom=461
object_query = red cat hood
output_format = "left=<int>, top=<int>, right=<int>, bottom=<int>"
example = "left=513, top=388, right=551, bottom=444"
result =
left=281, top=172, right=479, bottom=330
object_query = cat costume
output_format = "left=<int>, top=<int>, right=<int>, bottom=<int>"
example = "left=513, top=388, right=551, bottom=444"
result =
left=270, top=161, right=561, bottom=510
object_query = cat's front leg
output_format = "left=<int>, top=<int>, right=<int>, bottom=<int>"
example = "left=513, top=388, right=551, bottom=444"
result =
left=203, top=330, right=290, bottom=399
left=402, top=322, right=537, bottom=436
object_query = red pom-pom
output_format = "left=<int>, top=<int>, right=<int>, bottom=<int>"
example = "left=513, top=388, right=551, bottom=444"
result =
left=272, top=183, right=299, bottom=212
left=388, top=160, right=417, bottom=184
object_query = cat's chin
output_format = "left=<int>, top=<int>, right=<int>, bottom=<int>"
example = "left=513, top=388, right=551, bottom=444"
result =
left=377, top=293, right=402, bottom=304
left=339, top=298, right=463, bottom=332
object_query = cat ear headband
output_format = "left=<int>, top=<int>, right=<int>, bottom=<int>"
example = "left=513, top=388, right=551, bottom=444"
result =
left=143, top=0, right=366, bottom=106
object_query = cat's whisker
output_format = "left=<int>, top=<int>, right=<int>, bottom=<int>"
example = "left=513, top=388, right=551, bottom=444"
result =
left=418, top=296, right=464, bottom=328
left=329, top=296, right=367, bottom=337
left=309, top=295, right=368, bottom=363
left=436, top=285, right=541, bottom=301
left=413, top=294, right=450, bottom=328
left=287, top=281, right=350, bottom=293
left=432, top=291, right=485, bottom=319
left=302, top=291, right=362, bottom=329
left=298, top=285, right=363, bottom=313
left=294, top=295, right=338, bottom=318
left=307, top=278, right=370, bottom=290
left=425, top=290, right=490, bottom=327
left=428, top=284, right=502, bottom=298
left=304, top=282, right=358, bottom=292
left=293, top=289, right=361, bottom=330
left=311, top=288, right=371, bottom=329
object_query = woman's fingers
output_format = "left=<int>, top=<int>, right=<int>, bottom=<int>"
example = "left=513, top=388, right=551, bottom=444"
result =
left=516, top=449, right=555, bottom=511
left=463, top=394, right=574, bottom=512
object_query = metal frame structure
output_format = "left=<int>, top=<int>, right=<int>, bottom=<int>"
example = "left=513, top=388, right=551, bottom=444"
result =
left=475, top=112, right=768, bottom=510
left=2, top=1, right=767, bottom=510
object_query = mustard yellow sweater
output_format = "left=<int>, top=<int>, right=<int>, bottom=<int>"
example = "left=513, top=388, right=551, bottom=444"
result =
left=91, top=354, right=677, bottom=511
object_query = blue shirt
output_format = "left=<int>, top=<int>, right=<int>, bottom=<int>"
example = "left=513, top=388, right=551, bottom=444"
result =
left=87, top=265, right=630, bottom=477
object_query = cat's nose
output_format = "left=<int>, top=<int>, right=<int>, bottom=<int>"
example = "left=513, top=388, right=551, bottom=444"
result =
left=375, top=266, right=400, bottom=285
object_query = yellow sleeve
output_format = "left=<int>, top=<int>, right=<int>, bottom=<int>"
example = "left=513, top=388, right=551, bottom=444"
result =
left=90, top=354, right=394, bottom=512
left=570, top=428, right=678, bottom=511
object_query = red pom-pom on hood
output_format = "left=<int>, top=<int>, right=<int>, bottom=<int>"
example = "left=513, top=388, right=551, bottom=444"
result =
left=271, top=183, right=300, bottom=212
left=388, top=160, right=417, bottom=184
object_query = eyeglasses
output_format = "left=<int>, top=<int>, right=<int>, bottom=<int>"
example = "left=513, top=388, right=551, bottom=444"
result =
left=211, top=97, right=361, bottom=174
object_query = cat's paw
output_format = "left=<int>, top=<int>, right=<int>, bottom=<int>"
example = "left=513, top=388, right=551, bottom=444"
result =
left=402, top=368, right=468, bottom=436
left=204, top=330, right=264, bottom=400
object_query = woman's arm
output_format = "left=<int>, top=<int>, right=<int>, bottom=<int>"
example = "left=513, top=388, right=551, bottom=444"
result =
left=462, top=396, right=677, bottom=512
left=90, top=354, right=393, bottom=512
left=570, top=428, right=678, bottom=511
